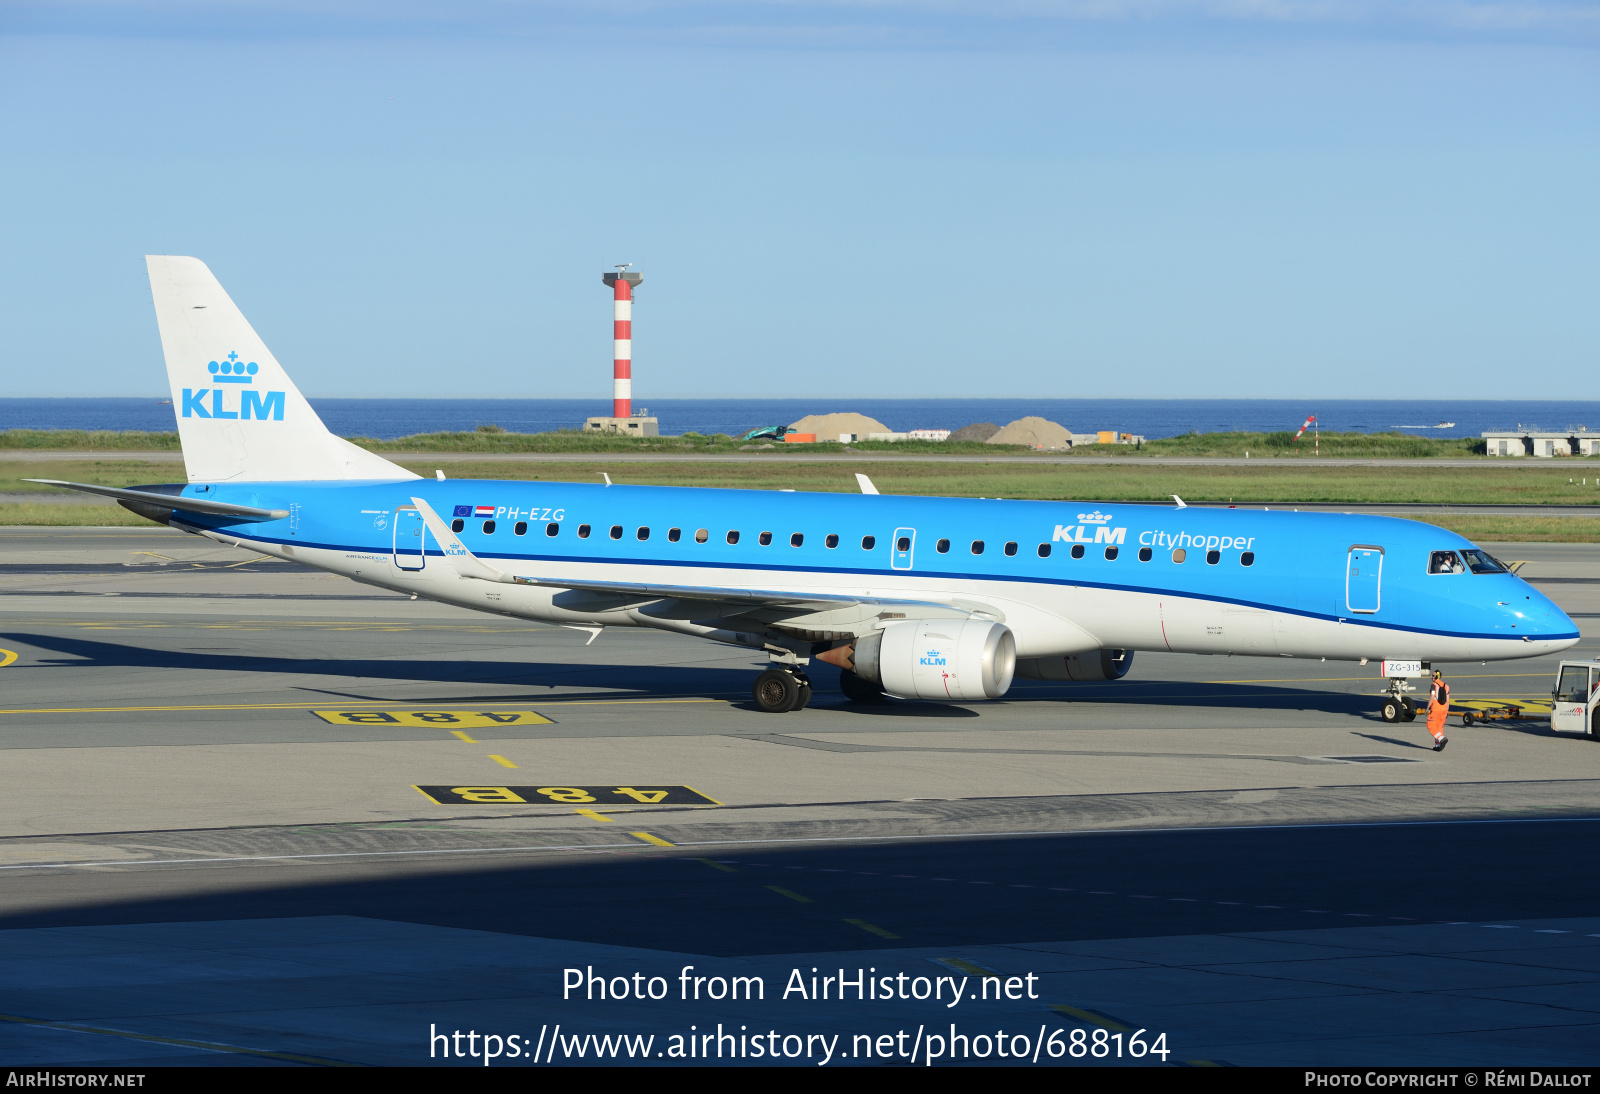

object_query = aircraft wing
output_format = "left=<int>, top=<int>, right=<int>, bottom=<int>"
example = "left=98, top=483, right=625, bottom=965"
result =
left=26, top=479, right=288, bottom=521
left=407, top=497, right=990, bottom=618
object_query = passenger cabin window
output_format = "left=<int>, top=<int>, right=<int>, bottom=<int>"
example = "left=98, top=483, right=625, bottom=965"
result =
left=1460, top=548, right=1507, bottom=574
left=759, top=531, right=773, bottom=546
left=1206, top=549, right=1220, bottom=565
left=1104, top=546, right=1119, bottom=561
left=861, top=535, right=876, bottom=550
left=1037, top=543, right=1051, bottom=558
left=668, top=528, right=681, bottom=542
left=546, top=522, right=559, bottom=537
left=1172, top=548, right=1186, bottom=563
left=791, top=533, right=804, bottom=547
left=971, top=541, right=985, bottom=555
left=577, top=524, right=591, bottom=539
left=936, top=539, right=951, bottom=554
left=609, top=525, right=623, bottom=540
left=637, top=527, right=650, bottom=541
left=1429, top=550, right=1465, bottom=575
left=1004, top=542, right=1018, bottom=556
left=695, top=528, right=709, bottom=543
left=513, top=521, right=527, bottom=536
left=825, top=534, right=839, bottom=549
left=482, top=520, right=496, bottom=534
left=1138, top=547, right=1152, bottom=562
left=451, top=518, right=465, bottom=533
left=1070, top=544, right=1085, bottom=560
left=727, top=530, right=740, bottom=545
left=1241, top=551, right=1255, bottom=567
left=896, top=536, right=911, bottom=552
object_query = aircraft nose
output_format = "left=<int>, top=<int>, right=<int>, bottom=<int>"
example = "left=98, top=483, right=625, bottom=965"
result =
left=1514, top=585, right=1577, bottom=637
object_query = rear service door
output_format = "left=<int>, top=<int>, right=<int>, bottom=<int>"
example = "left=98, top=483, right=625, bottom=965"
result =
left=394, top=507, right=428, bottom=571
left=1346, top=545, right=1383, bottom=614
left=891, top=527, right=916, bottom=571
left=1551, top=663, right=1594, bottom=735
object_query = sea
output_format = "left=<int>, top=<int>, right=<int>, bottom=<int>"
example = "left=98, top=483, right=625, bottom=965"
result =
left=2, top=398, right=1597, bottom=442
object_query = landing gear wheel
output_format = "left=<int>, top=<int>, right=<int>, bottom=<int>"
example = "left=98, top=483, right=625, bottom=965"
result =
left=1400, top=699, right=1417, bottom=722
left=839, top=668, right=885, bottom=704
left=794, top=680, right=813, bottom=711
left=1381, top=699, right=1401, bottom=723
left=753, top=668, right=801, bottom=713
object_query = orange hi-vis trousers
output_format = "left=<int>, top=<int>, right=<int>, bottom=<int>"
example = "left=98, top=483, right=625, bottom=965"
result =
left=1427, top=681, right=1449, bottom=741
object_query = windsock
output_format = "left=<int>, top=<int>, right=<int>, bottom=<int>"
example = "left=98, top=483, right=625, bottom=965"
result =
left=1293, top=415, right=1316, bottom=441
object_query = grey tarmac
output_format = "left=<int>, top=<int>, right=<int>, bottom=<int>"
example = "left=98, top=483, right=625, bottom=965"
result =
left=0, top=527, right=1596, bottom=1067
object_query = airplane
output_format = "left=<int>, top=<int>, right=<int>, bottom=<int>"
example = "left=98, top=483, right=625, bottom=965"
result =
left=33, top=256, right=1581, bottom=717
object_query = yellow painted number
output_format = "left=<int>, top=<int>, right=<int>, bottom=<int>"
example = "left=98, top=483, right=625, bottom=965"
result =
left=451, top=787, right=528, bottom=803
left=612, top=787, right=669, bottom=803
left=536, top=787, right=598, bottom=803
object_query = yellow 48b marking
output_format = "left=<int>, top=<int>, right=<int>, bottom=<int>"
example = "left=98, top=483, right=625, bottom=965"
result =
left=313, top=710, right=554, bottom=728
left=413, top=785, right=721, bottom=806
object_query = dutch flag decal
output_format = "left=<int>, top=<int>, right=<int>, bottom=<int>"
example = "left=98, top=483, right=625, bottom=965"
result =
left=474, top=505, right=495, bottom=517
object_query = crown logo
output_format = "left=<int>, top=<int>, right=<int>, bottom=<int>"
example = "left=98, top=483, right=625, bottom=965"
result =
left=1077, top=511, right=1112, bottom=524
left=207, top=351, right=258, bottom=384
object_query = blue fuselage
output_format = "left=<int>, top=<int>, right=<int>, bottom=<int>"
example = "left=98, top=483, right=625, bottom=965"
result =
left=171, top=478, right=1578, bottom=663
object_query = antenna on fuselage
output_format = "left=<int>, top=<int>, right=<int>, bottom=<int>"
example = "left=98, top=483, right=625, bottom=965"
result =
left=1172, top=494, right=1187, bottom=508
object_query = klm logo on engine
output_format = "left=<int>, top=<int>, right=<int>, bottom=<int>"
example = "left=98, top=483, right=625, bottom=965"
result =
left=919, top=648, right=948, bottom=667
left=1052, top=510, right=1126, bottom=545
left=181, top=352, right=285, bottom=421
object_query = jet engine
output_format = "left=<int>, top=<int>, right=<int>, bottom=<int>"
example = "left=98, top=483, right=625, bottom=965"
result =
left=846, top=618, right=1017, bottom=701
left=1013, top=649, right=1134, bottom=682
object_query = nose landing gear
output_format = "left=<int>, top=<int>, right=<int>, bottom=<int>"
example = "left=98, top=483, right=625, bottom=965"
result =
left=753, top=666, right=812, bottom=713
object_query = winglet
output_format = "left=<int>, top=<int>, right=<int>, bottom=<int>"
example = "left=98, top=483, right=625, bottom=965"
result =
left=855, top=473, right=880, bottom=495
left=409, top=497, right=511, bottom=583
left=1172, top=494, right=1187, bottom=509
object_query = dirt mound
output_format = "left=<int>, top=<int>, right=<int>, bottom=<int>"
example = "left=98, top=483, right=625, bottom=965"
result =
left=986, top=416, right=1074, bottom=450
left=948, top=422, right=1000, bottom=443
left=786, top=412, right=891, bottom=440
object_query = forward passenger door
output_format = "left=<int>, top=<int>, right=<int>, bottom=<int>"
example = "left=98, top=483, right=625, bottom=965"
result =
left=1346, top=545, right=1383, bottom=614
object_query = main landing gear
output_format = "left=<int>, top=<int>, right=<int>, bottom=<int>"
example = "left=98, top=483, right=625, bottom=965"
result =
left=753, top=666, right=812, bottom=713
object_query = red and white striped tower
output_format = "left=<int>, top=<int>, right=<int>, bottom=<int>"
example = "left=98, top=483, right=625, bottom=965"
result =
left=602, top=265, right=642, bottom=419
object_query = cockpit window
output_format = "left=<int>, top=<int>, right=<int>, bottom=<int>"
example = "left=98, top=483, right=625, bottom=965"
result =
left=1460, top=548, right=1508, bottom=575
left=1428, top=551, right=1465, bottom=575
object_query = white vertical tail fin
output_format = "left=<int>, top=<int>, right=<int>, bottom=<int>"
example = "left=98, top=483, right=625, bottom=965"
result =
left=146, top=255, right=419, bottom=483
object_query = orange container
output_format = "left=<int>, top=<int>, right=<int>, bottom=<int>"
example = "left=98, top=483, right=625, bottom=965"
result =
left=783, top=433, right=817, bottom=443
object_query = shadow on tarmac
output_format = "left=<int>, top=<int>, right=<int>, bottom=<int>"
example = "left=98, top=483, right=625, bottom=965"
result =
left=4, top=633, right=1380, bottom=717
left=3, top=822, right=1597, bottom=957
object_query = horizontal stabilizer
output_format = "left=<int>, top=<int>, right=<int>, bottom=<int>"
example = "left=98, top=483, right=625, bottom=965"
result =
left=26, top=480, right=287, bottom=521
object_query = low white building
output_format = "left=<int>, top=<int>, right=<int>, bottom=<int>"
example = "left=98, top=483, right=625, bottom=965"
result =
left=1483, top=429, right=1598, bottom=457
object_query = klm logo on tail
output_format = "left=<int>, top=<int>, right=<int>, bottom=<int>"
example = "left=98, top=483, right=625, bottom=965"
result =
left=182, top=351, right=285, bottom=421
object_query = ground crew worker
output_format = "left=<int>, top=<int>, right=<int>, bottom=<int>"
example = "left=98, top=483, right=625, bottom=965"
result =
left=1426, top=669, right=1450, bottom=751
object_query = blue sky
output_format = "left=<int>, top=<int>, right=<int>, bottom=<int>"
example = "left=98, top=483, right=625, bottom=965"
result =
left=1, top=2, right=1595, bottom=399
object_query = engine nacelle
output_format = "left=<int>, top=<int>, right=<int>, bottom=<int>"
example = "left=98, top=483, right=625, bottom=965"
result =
left=1014, top=649, right=1134, bottom=682
left=853, top=619, right=1016, bottom=701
